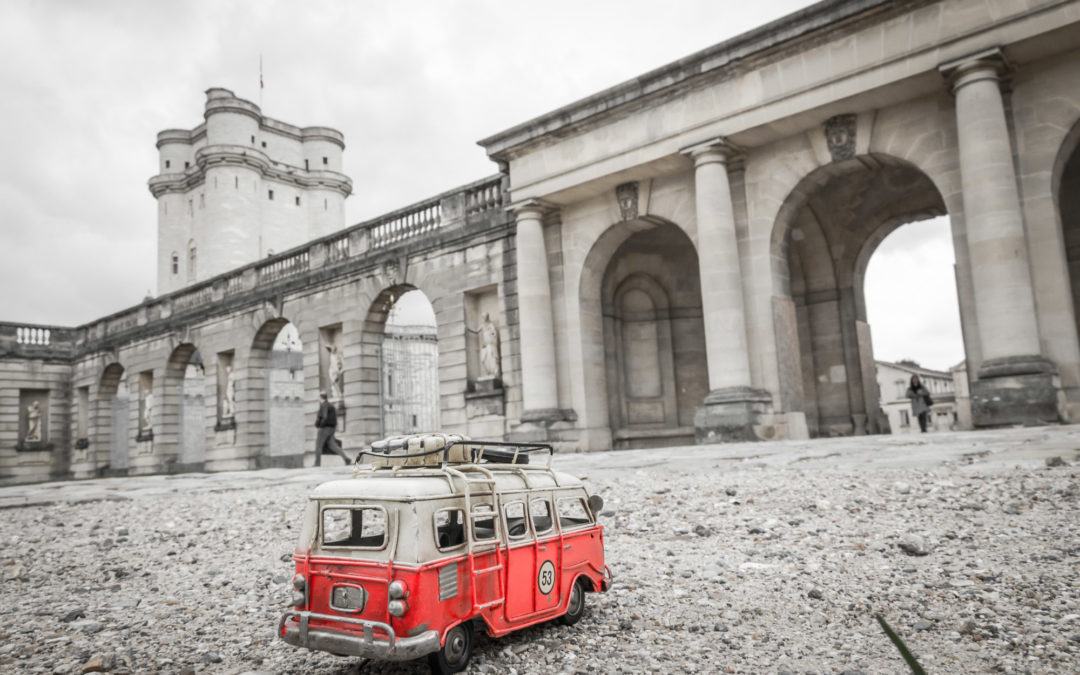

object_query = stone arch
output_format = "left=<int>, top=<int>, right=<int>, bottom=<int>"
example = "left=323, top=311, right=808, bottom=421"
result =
left=768, top=153, right=949, bottom=437
left=1053, top=117, right=1080, bottom=382
left=580, top=217, right=707, bottom=449
left=162, top=342, right=205, bottom=470
left=357, top=283, right=440, bottom=440
left=240, top=317, right=304, bottom=467
left=96, top=363, right=129, bottom=473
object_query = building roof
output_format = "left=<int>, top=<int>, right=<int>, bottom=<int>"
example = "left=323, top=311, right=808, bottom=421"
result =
left=875, top=360, right=951, bottom=379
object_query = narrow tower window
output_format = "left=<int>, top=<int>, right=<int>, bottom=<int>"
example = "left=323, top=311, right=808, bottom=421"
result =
left=165, top=160, right=171, bottom=169
left=188, top=243, right=197, bottom=280
left=171, top=253, right=179, bottom=275
left=261, top=141, right=267, bottom=148
left=295, top=196, right=300, bottom=206
left=304, top=159, right=309, bottom=171
left=235, top=176, right=239, bottom=189
left=268, top=190, right=275, bottom=201
left=322, top=156, right=328, bottom=165
left=184, top=161, right=190, bottom=169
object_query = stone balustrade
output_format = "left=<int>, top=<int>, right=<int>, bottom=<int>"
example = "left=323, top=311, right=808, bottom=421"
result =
left=0, top=323, right=79, bottom=358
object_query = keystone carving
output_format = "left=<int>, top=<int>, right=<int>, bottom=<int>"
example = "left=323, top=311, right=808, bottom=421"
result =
left=615, top=182, right=639, bottom=221
left=824, top=114, right=857, bottom=162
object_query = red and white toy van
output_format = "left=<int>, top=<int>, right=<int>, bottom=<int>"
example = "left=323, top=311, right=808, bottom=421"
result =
left=278, top=434, right=612, bottom=673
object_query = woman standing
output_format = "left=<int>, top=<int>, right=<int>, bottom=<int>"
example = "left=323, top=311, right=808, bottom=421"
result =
left=907, top=374, right=933, bottom=433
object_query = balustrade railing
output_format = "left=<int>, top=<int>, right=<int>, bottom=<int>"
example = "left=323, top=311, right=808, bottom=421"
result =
left=0, top=322, right=77, bottom=354
left=369, top=201, right=442, bottom=248
left=326, top=233, right=350, bottom=263
left=15, top=326, right=51, bottom=345
left=258, top=249, right=310, bottom=283
left=173, top=285, right=214, bottom=312
left=466, top=179, right=504, bottom=215
left=225, top=274, right=243, bottom=296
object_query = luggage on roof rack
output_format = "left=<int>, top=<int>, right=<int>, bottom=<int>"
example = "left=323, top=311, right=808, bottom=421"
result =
left=359, top=433, right=550, bottom=469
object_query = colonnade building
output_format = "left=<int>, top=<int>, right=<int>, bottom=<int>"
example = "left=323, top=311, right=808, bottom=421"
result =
left=3, top=0, right=1080, bottom=484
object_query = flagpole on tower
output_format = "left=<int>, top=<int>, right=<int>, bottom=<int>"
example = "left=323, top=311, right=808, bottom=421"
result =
left=259, top=54, right=264, bottom=109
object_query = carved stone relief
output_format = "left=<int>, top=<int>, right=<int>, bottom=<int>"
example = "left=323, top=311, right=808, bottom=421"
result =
left=824, top=114, right=857, bottom=162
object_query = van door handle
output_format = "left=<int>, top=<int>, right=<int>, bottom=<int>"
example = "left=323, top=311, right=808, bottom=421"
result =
left=563, top=544, right=572, bottom=550
left=538, top=546, right=547, bottom=551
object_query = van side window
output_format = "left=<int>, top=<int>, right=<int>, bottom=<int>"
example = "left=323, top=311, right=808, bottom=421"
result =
left=435, top=508, right=466, bottom=550
left=472, top=505, right=497, bottom=541
left=504, top=501, right=528, bottom=539
left=558, top=497, right=593, bottom=530
left=322, top=506, right=386, bottom=549
left=530, top=498, right=553, bottom=535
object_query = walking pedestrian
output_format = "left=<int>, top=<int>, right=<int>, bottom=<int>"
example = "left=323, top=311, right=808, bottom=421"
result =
left=906, top=374, right=933, bottom=433
left=315, top=393, right=350, bottom=465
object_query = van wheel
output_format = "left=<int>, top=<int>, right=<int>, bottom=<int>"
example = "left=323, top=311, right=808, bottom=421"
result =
left=428, top=621, right=473, bottom=674
left=559, top=579, right=586, bottom=626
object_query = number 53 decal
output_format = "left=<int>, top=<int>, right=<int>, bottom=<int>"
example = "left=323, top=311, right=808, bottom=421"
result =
left=537, top=560, right=556, bottom=595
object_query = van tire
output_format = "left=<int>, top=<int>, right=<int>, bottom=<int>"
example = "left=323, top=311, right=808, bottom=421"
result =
left=428, top=621, right=473, bottom=674
left=559, top=579, right=586, bottom=626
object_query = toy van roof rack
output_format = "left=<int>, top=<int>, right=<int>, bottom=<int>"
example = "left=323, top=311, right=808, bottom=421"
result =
left=356, top=433, right=553, bottom=470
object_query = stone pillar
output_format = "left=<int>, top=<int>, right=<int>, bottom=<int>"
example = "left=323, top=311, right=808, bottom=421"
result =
left=683, top=139, right=772, bottom=442
left=942, top=50, right=1060, bottom=426
left=511, top=200, right=562, bottom=425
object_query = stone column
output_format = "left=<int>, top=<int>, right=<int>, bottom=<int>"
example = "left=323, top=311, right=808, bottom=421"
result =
left=511, top=199, right=562, bottom=425
left=683, top=139, right=772, bottom=442
left=942, top=50, right=1059, bottom=426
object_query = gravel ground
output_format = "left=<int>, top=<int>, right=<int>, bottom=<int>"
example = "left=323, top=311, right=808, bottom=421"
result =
left=1, top=434, right=1078, bottom=674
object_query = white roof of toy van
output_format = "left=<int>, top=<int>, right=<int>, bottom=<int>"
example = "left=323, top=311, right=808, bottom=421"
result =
left=310, top=467, right=584, bottom=502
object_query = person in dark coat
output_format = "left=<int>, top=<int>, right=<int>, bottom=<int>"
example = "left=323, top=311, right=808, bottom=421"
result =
left=315, top=393, right=350, bottom=465
left=906, top=374, right=932, bottom=433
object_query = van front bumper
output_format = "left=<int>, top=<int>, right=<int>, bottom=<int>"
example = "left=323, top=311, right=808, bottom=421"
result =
left=279, top=610, right=440, bottom=661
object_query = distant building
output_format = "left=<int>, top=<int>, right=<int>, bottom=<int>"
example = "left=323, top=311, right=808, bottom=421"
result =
left=876, top=360, right=967, bottom=434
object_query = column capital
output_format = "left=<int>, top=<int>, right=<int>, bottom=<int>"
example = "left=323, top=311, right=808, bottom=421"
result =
left=507, top=197, right=557, bottom=219
left=939, top=47, right=1011, bottom=95
left=681, top=137, right=742, bottom=167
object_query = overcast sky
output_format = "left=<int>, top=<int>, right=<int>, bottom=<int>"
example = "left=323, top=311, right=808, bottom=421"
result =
left=0, top=0, right=961, bottom=369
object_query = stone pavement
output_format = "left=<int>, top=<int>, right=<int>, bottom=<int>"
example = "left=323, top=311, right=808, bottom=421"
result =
left=2, top=425, right=1076, bottom=510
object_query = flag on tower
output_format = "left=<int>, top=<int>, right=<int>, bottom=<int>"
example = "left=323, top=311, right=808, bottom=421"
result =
left=260, top=55, right=264, bottom=89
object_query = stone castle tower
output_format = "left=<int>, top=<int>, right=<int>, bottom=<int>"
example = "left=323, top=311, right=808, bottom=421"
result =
left=148, top=88, right=352, bottom=295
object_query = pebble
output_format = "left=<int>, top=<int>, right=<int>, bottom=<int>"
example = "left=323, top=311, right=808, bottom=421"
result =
left=898, top=533, right=932, bottom=556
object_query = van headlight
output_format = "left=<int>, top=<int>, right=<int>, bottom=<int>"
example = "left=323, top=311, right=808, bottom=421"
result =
left=388, top=599, right=408, bottom=617
left=388, top=580, right=408, bottom=600
left=292, top=574, right=306, bottom=607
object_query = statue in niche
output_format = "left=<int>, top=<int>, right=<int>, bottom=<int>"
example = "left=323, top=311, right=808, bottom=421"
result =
left=325, top=344, right=345, bottom=401
left=478, top=313, right=501, bottom=380
left=142, top=391, right=154, bottom=431
left=25, top=401, right=42, bottom=443
left=222, top=365, right=236, bottom=418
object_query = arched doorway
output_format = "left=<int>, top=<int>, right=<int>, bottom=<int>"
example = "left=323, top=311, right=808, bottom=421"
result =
left=772, top=154, right=950, bottom=437
left=164, top=344, right=206, bottom=469
left=1057, top=127, right=1080, bottom=349
left=247, top=319, right=304, bottom=467
left=581, top=219, right=709, bottom=449
left=98, top=364, right=128, bottom=472
left=379, top=288, right=440, bottom=436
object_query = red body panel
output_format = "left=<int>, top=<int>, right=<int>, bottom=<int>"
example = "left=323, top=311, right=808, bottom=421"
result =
left=285, top=522, right=606, bottom=644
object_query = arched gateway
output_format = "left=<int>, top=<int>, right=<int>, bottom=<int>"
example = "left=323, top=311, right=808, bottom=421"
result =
left=5, top=0, right=1080, bottom=483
